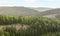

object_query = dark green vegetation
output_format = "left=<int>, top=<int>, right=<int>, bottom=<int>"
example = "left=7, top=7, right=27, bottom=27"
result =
left=0, top=16, right=60, bottom=36
left=0, top=7, right=60, bottom=36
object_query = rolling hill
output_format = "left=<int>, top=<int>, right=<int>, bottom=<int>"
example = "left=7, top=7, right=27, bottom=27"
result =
left=32, top=7, right=53, bottom=12
left=0, top=7, right=41, bottom=16
left=0, top=7, right=59, bottom=18
left=39, top=8, right=60, bottom=18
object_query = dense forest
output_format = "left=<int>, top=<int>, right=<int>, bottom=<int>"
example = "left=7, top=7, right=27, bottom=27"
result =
left=0, top=16, right=60, bottom=36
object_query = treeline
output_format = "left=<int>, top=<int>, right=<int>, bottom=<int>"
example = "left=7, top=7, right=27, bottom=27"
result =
left=0, top=16, right=60, bottom=25
left=0, top=16, right=21, bottom=24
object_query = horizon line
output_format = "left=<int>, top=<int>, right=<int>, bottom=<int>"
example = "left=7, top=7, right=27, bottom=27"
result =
left=0, top=6, right=59, bottom=8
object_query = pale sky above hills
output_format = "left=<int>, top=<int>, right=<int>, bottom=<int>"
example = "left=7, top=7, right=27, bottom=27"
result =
left=0, top=0, right=60, bottom=8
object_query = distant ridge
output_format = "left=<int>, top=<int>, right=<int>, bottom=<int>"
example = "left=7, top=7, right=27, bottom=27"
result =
left=32, top=7, right=53, bottom=12
left=40, top=8, right=60, bottom=18
left=40, top=8, right=60, bottom=15
left=0, top=7, right=41, bottom=16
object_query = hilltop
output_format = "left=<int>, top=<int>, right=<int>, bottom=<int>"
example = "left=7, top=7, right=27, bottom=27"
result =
left=0, top=7, right=41, bottom=16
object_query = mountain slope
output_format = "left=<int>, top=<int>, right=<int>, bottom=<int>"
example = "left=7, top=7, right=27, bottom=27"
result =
left=0, top=7, right=41, bottom=16
left=39, top=8, right=60, bottom=18
left=32, top=7, right=53, bottom=12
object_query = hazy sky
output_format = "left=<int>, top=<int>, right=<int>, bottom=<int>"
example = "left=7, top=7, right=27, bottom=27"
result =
left=0, top=0, right=60, bottom=8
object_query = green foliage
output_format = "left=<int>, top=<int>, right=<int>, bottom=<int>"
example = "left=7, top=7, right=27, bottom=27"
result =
left=0, top=16, right=60, bottom=36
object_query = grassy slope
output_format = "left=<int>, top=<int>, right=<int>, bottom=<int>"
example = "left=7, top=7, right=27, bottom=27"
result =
left=33, top=7, right=52, bottom=12
left=39, top=8, right=60, bottom=18
left=0, top=7, right=41, bottom=16
left=40, top=8, right=60, bottom=15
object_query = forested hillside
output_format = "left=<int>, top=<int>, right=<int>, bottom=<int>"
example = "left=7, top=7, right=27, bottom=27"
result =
left=0, top=16, right=60, bottom=36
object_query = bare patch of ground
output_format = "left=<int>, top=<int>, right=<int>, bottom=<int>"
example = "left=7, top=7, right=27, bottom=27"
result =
left=0, top=24, right=30, bottom=31
left=43, top=14, right=58, bottom=18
